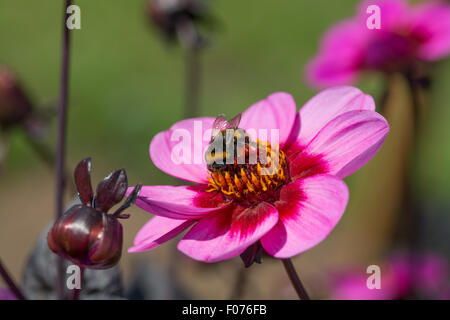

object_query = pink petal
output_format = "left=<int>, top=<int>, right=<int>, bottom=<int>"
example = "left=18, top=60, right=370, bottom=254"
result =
left=150, top=117, right=216, bottom=184
left=129, top=216, right=195, bottom=252
left=296, top=86, right=376, bottom=148
left=389, top=252, right=449, bottom=295
left=261, top=175, right=348, bottom=258
left=283, top=111, right=301, bottom=149
left=178, top=202, right=278, bottom=263
left=130, top=185, right=229, bottom=220
left=305, top=20, right=365, bottom=88
left=0, top=288, right=17, bottom=300
left=306, top=55, right=360, bottom=89
left=357, top=0, right=410, bottom=31
left=332, top=271, right=397, bottom=300
left=411, top=2, right=450, bottom=60
left=239, top=92, right=297, bottom=147
left=293, top=110, right=389, bottom=179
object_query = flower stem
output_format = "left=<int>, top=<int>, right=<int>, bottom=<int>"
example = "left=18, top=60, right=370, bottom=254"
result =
left=55, top=0, right=73, bottom=300
left=405, top=73, right=425, bottom=139
left=230, top=267, right=248, bottom=299
left=281, top=258, right=310, bottom=300
left=72, top=267, right=84, bottom=300
left=24, top=135, right=76, bottom=195
left=184, top=45, right=201, bottom=118
left=176, top=17, right=202, bottom=118
left=0, top=258, right=26, bottom=300
left=404, top=72, right=428, bottom=296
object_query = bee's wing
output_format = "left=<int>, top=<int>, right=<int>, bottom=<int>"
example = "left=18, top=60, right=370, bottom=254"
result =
left=211, top=114, right=228, bottom=139
left=227, top=113, right=242, bottom=129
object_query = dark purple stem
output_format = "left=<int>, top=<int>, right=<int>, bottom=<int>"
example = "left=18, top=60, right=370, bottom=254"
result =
left=184, top=45, right=201, bottom=118
left=230, top=267, right=248, bottom=299
left=176, top=17, right=202, bottom=118
left=55, top=0, right=73, bottom=300
left=281, top=259, right=310, bottom=300
left=72, top=267, right=84, bottom=300
left=24, top=134, right=76, bottom=194
left=0, top=258, right=26, bottom=300
left=404, top=72, right=427, bottom=296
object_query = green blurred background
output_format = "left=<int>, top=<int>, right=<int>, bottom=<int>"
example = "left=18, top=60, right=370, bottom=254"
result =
left=1, top=0, right=449, bottom=299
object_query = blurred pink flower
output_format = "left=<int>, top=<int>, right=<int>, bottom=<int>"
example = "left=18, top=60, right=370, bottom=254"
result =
left=0, top=288, right=17, bottom=300
left=129, top=86, right=389, bottom=263
left=332, top=253, right=449, bottom=300
left=306, top=0, right=450, bottom=88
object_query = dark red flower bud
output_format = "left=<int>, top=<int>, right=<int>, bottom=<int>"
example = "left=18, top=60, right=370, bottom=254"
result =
left=47, top=205, right=123, bottom=269
left=47, top=158, right=141, bottom=269
left=0, top=67, right=33, bottom=128
left=147, top=0, right=212, bottom=44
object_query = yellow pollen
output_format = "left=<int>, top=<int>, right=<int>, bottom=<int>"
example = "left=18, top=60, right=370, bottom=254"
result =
left=260, top=177, right=268, bottom=192
left=257, top=162, right=262, bottom=175
left=234, top=174, right=243, bottom=192
left=251, top=172, right=261, bottom=190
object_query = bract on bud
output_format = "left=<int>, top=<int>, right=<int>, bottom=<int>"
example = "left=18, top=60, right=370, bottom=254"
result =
left=0, top=67, right=33, bottom=128
left=47, top=158, right=141, bottom=269
left=240, top=242, right=263, bottom=268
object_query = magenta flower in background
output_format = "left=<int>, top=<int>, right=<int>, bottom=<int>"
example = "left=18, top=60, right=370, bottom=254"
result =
left=331, top=253, right=450, bottom=300
left=129, top=86, right=389, bottom=263
left=306, top=0, right=450, bottom=88
left=0, top=288, right=17, bottom=300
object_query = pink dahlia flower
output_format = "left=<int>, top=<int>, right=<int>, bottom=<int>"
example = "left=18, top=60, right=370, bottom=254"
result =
left=306, top=0, right=450, bottom=88
left=129, top=86, right=389, bottom=263
left=332, top=253, right=449, bottom=300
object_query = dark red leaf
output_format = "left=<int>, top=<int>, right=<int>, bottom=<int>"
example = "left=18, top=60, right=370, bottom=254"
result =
left=74, top=158, right=94, bottom=206
left=113, top=183, right=142, bottom=217
left=95, top=169, right=127, bottom=213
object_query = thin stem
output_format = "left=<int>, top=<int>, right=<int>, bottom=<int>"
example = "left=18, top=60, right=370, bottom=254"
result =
left=404, top=73, right=427, bottom=297
left=230, top=267, right=248, bottom=299
left=72, top=267, right=84, bottom=300
left=184, top=45, right=201, bottom=118
left=24, top=133, right=75, bottom=194
left=25, top=135, right=54, bottom=169
left=401, top=75, right=420, bottom=250
left=406, top=74, right=423, bottom=140
left=281, top=258, right=310, bottom=300
left=175, top=17, right=202, bottom=118
left=55, top=0, right=72, bottom=300
left=0, top=258, right=26, bottom=300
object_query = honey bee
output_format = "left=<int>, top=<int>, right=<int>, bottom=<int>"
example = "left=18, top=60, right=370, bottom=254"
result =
left=205, top=113, right=251, bottom=172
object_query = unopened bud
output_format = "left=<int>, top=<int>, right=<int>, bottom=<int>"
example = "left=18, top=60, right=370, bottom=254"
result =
left=0, top=67, right=33, bottom=128
left=147, top=0, right=210, bottom=43
left=47, top=158, right=141, bottom=269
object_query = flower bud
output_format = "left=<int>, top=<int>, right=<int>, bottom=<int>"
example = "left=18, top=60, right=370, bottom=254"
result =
left=0, top=67, right=33, bottom=128
left=47, top=205, right=123, bottom=269
left=147, top=0, right=211, bottom=43
left=47, top=158, right=141, bottom=269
